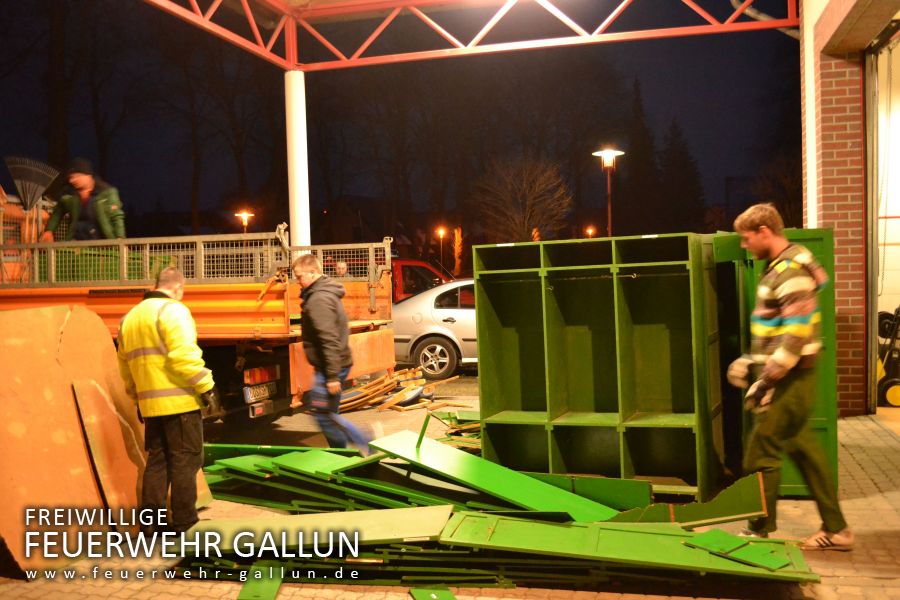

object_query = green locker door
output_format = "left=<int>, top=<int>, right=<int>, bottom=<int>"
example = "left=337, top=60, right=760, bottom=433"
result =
left=713, top=229, right=838, bottom=498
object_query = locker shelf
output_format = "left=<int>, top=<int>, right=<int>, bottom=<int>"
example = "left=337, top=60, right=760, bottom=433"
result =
left=484, top=410, right=547, bottom=425
left=552, top=412, right=619, bottom=426
left=622, top=412, right=696, bottom=428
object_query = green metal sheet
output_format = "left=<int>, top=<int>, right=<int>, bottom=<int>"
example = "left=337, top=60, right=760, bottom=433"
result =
left=211, top=469, right=353, bottom=509
left=409, top=586, right=459, bottom=598
left=271, top=449, right=376, bottom=478
left=370, top=431, right=617, bottom=522
left=722, top=544, right=791, bottom=571
left=683, top=529, right=747, bottom=554
left=189, top=505, right=454, bottom=550
left=214, top=454, right=276, bottom=477
left=610, top=473, right=766, bottom=527
left=525, top=472, right=652, bottom=510
left=207, top=492, right=305, bottom=512
left=204, top=442, right=358, bottom=466
left=268, top=465, right=412, bottom=509
left=438, top=512, right=818, bottom=583
left=237, top=561, right=283, bottom=600
left=266, top=450, right=466, bottom=509
left=339, top=476, right=464, bottom=508
left=203, top=472, right=232, bottom=486
left=455, top=410, right=481, bottom=422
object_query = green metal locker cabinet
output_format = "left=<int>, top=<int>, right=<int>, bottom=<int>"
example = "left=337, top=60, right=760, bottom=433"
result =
left=474, top=233, right=725, bottom=500
left=713, top=229, right=838, bottom=498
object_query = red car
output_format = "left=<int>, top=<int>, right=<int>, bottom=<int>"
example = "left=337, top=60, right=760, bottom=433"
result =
left=391, top=259, right=453, bottom=303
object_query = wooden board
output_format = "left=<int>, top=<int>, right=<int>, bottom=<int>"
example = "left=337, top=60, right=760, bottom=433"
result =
left=290, top=327, right=395, bottom=396
left=72, top=379, right=143, bottom=522
left=0, top=306, right=106, bottom=571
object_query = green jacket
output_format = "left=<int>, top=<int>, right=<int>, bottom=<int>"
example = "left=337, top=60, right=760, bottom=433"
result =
left=47, top=181, right=126, bottom=240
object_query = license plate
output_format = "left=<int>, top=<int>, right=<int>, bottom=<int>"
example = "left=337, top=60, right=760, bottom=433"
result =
left=243, top=381, right=277, bottom=404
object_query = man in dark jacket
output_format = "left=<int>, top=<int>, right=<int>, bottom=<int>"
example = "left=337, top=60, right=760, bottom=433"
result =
left=292, top=253, right=372, bottom=451
left=47, top=157, right=126, bottom=240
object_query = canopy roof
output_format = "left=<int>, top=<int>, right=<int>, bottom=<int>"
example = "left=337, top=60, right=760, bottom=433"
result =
left=142, top=0, right=799, bottom=71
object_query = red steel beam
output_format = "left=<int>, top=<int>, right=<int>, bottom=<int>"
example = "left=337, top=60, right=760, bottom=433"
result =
left=143, top=0, right=293, bottom=69
left=301, top=16, right=800, bottom=72
left=141, top=0, right=799, bottom=72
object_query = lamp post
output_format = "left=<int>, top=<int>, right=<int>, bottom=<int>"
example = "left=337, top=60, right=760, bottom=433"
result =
left=585, top=225, right=596, bottom=239
left=235, top=210, right=255, bottom=234
left=592, top=148, right=624, bottom=237
left=436, top=226, right=446, bottom=270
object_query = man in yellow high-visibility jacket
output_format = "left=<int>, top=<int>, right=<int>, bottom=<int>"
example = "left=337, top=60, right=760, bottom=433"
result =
left=117, top=266, right=220, bottom=533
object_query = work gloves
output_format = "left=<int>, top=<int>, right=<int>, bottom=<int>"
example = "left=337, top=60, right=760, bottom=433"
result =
left=201, top=386, right=226, bottom=420
left=727, top=355, right=774, bottom=413
left=744, top=379, right=775, bottom=413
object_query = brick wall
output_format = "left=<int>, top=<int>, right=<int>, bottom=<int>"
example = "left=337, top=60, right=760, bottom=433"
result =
left=815, top=51, right=867, bottom=416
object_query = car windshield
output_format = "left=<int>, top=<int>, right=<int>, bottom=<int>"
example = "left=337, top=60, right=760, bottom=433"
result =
left=402, top=265, right=442, bottom=296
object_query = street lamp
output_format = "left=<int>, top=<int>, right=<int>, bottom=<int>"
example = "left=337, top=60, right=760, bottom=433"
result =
left=585, top=225, right=596, bottom=239
left=436, top=226, right=447, bottom=270
left=592, top=147, right=624, bottom=237
left=235, top=210, right=255, bottom=234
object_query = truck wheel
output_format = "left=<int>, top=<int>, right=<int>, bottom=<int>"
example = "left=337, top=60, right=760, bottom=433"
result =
left=414, top=336, right=458, bottom=380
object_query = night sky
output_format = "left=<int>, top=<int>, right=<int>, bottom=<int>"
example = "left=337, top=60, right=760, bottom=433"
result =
left=0, top=0, right=799, bottom=238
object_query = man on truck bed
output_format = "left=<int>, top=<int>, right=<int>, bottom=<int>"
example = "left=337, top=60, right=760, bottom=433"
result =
left=117, top=267, right=222, bottom=533
left=47, top=157, right=126, bottom=240
left=292, top=254, right=372, bottom=452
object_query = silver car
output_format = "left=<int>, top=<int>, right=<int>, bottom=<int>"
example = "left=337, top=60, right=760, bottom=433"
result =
left=391, top=278, right=477, bottom=379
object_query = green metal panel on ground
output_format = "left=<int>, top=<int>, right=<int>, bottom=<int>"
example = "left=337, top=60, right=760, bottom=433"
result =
left=188, top=504, right=454, bottom=549
left=369, top=430, right=618, bottom=522
left=713, top=229, right=838, bottom=497
left=238, top=561, right=284, bottom=600
left=438, top=512, right=817, bottom=583
left=204, top=443, right=358, bottom=466
left=525, top=472, right=652, bottom=511
left=409, top=587, right=458, bottom=600
left=474, top=234, right=724, bottom=499
left=609, top=473, right=765, bottom=528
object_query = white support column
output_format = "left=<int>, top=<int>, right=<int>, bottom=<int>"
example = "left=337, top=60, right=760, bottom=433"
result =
left=285, top=69, right=311, bottom=247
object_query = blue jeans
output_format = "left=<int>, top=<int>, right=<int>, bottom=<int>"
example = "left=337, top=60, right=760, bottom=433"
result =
left=310, top=367, right=370, bottom=449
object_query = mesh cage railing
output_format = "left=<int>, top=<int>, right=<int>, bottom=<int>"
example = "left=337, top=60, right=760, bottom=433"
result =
left=288, top=238, right=392, bottom=282
left=0, top=234, right=392, bottom=288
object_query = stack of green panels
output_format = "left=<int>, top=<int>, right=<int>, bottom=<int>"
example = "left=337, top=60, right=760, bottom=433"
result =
left=474, top=234, right=724, bottom=499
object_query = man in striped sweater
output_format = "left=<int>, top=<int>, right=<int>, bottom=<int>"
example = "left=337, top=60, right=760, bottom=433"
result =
left=727, top=203, right=852, bottom=550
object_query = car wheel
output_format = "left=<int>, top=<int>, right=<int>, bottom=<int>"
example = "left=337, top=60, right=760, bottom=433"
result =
left=414, top=336, right=458, bottom=380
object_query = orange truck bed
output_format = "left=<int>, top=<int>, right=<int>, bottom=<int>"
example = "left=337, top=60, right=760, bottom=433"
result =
left=0, top=274, right=392, bottom=341
left=0, top=232, right=396, bottom=419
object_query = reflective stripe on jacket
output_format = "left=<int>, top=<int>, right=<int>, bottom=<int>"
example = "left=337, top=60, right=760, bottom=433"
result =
left=117, top=295, right=214, bottom=417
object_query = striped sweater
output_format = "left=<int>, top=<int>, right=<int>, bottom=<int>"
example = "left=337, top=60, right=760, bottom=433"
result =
left=751, top=243, right=828, bottom=387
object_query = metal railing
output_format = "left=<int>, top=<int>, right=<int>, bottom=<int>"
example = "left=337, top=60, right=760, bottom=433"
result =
left=0, top=233, right=392, bottom=288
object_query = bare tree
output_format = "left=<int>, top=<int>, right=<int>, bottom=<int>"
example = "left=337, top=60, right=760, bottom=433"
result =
left=469, top=157, right=573, bottom=243
left=752, top=153, right=802, bottom=227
